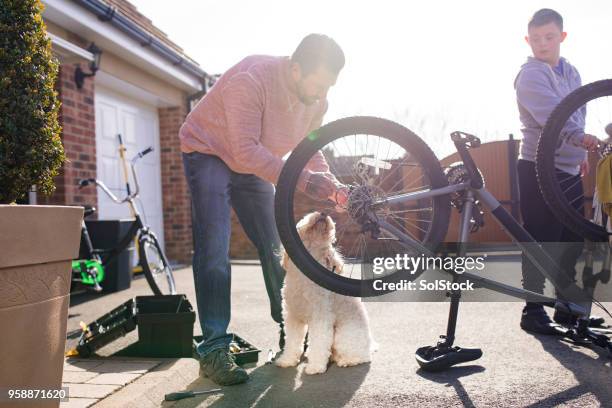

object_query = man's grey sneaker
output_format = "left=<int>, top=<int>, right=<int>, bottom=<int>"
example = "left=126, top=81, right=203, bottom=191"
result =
left=199, top=348, right=249, bottom=386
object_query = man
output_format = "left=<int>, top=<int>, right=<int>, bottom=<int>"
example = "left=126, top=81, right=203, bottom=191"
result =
left=514, top=9, right=601, bottom=334
left=180, top=34, right=346, bottom=385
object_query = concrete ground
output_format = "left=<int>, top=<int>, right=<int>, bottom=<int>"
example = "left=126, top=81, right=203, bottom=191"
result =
left=63, top=259, right=612, bottom=408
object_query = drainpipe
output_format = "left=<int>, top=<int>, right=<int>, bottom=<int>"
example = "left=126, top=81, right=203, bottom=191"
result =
left=186, top=74, right=220, bottom=112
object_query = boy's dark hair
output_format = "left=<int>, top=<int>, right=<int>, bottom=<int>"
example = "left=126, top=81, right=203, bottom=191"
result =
left=528, top=8, right=563, bottom=31
left=291, top=34, right=345, bottom=76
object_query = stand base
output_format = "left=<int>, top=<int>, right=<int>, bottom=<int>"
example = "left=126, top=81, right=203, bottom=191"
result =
left=554, top=325, right=612, bottom=353
left=415, top=344, right=482, bottom=372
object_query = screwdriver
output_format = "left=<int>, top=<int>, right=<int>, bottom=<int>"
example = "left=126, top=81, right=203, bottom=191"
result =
left=164, top=388, right=222, bottom=401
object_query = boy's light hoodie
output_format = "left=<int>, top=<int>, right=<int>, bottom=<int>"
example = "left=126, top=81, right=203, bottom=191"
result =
left=514, top=56, right=586, bottom=175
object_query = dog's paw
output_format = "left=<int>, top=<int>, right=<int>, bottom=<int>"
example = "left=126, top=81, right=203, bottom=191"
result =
left=274, top=353, right=301, bottom=368
left=304, top=362, right=328, bottom=375
left=335, top=357, right=371, bottom=367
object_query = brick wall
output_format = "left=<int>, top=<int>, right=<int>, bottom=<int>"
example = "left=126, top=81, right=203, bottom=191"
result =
left=39, top=63, right=98, bottom=209
left=158, top=106, right=193, bottom=264
left=158, top=106, right=260, bottom=261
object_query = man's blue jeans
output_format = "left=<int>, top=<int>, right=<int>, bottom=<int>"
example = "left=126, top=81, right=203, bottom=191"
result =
left=182, top=152, right=285, bottom=357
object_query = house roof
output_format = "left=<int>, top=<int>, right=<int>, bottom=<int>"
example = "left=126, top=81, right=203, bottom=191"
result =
left=100, top=0, right=199, bottom=66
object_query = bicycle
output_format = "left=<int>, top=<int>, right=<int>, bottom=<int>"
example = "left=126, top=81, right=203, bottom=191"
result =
left=274, top=79, right=612, bottom=371
left=72, top=134, right=177, bottom=296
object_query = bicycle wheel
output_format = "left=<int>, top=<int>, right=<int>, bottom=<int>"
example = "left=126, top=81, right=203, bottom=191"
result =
left=536, top=79, right=612, bottom=242
left=275, top=116, right=451, bottom=297
left=139, top=233, right=177, bottom=295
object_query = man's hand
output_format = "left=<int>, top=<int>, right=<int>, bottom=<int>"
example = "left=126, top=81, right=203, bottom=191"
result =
left=301, top=172, right=349, bottom=210
left=304, top=172, right=336, bottom=201
left=334, top=187, right=349, bottom=207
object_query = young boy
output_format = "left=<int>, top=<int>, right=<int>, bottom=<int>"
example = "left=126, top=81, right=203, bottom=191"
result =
left=515, top=8, right=602, bottom=334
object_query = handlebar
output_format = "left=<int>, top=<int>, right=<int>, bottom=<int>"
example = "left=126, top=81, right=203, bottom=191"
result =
left=133, top=146, right=154, bottom=162
left=78, top=178, right=126, bottom=204
left=78, top=178, right=95, bottom=189
left=79, top=136, right=154, bottom=203
left=77, top=146, right=153, bottom=202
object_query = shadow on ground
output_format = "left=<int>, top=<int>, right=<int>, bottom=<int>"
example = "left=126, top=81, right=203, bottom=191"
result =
left=165, top=361, right=370, bottom=408
left=416, top=365, right=485, bottom=408
left=523, top=334, right=612, bottom=407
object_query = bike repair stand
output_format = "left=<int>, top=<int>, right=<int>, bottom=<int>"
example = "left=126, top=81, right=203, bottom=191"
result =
left=552, top=240, right=612, bottom=354
left=415, top=189, right=483, bottom=371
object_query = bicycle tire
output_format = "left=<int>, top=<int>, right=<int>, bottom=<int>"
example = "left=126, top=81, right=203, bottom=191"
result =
left=536, top=79, right=612, bottom=242
left=275, top=116, right=451, bottom=297
left=139, top=233, right=177, bottom=295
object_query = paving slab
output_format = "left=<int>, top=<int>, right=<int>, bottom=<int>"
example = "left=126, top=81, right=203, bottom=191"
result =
left=86, top=373, right=142, bottom=385
left=59, top=397, right=99, bottom=408
left=66, top=383, right=121, bottom=399
left=62, top=371, right=99, bottom=384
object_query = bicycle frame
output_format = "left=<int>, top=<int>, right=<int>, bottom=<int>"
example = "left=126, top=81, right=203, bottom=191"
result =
left=370, top=132, right=594, bottom=318
left=77, top=135, right=155, bottom=273
left=75, top=134, right=176, bottom=295
left=83, top=216, right=145, bottom=266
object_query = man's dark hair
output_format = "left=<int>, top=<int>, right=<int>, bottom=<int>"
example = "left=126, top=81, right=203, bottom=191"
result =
left=528, top=8, right=563, bottom=31
left=291, top=33, right=345, bottom=76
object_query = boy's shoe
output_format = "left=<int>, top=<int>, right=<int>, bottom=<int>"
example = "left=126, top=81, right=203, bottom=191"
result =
left=553, top=310, right=605, bottom=327
left=520, top=304, right=559, bottom=335
left=199, top=348, right=249, bottom=386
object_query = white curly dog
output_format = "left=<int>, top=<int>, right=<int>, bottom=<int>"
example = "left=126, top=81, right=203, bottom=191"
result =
left=275, top=211, right=375, bottom=375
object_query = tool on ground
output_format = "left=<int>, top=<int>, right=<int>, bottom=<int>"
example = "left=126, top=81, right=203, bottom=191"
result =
left=164, top=388, right=222, bottom=401
left=265, top=348, right=274, bottom=364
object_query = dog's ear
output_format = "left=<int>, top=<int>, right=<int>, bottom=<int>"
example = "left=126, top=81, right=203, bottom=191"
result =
left=330, top=250, right=344, bottom=274
left=296, top=213, right=312, bottom=232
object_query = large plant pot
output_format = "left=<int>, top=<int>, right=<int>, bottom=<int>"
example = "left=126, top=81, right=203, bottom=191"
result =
left=0, top=205, right=83, bottom=408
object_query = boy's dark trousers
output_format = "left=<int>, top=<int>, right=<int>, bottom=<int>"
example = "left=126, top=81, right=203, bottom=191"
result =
left=517, top=159, right=585, bottom=297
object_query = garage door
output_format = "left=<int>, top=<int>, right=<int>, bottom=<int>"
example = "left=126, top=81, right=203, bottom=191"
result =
left=95, top=87, right=165, bottom=251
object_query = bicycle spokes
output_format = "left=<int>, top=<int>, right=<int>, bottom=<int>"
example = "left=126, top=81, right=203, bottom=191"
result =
left=292, top=133, right=438, bottom=281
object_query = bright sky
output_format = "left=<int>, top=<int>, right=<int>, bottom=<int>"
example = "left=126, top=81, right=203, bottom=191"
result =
left=130, top=0, right=612, bottom=158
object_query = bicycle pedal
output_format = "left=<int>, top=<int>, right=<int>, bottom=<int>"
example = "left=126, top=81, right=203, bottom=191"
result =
left=415, top=345, right=482, bottom=372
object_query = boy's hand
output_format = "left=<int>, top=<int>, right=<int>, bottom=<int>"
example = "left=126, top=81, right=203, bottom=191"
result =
left=580, top=159, right=589, bottom=177
left=582, top=134, right=600, bottom=151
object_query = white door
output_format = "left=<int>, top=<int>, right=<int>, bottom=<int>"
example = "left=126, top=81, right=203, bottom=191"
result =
left=95, top=87, right=165, bottom=250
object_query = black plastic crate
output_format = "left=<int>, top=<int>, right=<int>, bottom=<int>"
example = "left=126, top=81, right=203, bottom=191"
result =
left=193, top=334, right=260, bottom=366
left=134, top=295, right=195, bottom=357
left=76, top=298, right=137, bottom=357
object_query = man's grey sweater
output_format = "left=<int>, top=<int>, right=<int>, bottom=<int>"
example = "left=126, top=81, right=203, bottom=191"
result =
left=514, top=56, right=586, bottom=175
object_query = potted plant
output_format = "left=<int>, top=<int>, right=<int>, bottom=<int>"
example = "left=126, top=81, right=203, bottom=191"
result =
left=0, top=1, right=83, bottom=405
